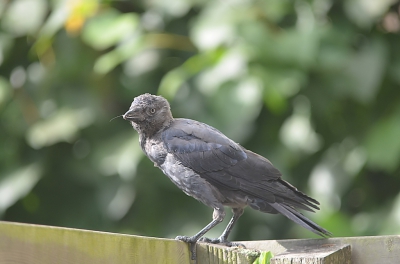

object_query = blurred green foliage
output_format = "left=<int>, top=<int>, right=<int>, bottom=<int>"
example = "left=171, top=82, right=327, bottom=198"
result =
left=1, top=0, right=400, bottom=241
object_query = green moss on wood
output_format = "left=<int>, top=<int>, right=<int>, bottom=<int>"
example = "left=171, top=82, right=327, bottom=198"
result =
left=0, top=221, right=190, bottom=264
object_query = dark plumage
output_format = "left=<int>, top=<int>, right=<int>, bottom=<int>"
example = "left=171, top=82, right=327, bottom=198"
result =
left=123, top=93, right=331, bottom=248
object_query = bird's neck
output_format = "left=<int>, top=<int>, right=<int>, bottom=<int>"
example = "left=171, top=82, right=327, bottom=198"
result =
left=134, top=118, right=174, bottom=138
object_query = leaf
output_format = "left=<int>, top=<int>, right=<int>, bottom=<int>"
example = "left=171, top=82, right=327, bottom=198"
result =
left=0, top=164, right=42, bottom=215
left=364, top=108, right=400, bottom=172
left=26, top=108, right=94, bottom=149
left=93, top=35, right=144, bottom=74
left=0, top=77, right=12, bottom=105
left=343, top=38, right=388, bottom=103
left=253, top=251, right=274, bottom=264
left=64, top=0, right=98, bottom=34
left=158, top=48, right=227, bottom=99
left=1, top=0, right=48, bottom=36
left=82, top=9, right=139, bottom=50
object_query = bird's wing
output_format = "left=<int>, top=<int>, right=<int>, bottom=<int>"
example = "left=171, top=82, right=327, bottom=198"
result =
left=162, top=119, right=281, bottom=186
left=162, top=119, right=319, bottom=210
left=162, top=119, right=247, bottom=173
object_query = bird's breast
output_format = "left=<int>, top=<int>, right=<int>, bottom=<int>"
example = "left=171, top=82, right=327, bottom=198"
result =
left=159, top=154, right=194, bottom=189
left=144, top=138, right=168, bottom=166
left=159, top=154, right=226, bottom=208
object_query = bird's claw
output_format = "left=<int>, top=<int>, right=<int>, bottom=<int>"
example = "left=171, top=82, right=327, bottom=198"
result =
left=176, top=236, right=198, bottom=260
left=176, top=235, right=196, bottom=243
left=199, top=237, right=221, bottom=243
left=230, top=241, right=246, bottom=248
left=199, top=237, right=246, bottom=248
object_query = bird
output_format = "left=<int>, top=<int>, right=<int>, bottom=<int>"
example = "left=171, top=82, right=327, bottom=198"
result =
left=123, top=93, right=331, bottom=249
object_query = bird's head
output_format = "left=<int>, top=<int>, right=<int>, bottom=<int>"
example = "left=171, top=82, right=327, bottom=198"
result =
left=123, top=93, right=173, bottom=136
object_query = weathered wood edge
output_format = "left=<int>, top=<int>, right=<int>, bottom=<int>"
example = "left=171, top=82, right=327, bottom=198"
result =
left=1, top=221, right=399, bottom=264
left=270, top=244, right=351, bottom=264
left=241, top=235, right=400, bottom=264
left=194, top=242, right=351, bottom=264
left=196, top=242, right=261, bottom=264
left=0, top=221, right=190, bottom=264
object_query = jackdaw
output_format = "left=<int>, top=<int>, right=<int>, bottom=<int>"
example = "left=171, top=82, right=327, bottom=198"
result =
left=123, top=93, right=331, bottom=247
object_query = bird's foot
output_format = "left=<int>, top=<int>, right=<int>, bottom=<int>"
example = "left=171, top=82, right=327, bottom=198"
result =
left=176, top=236, right=198, bottom=260
left=199, top=237, right=246, bottom=248
left=176, top=235, right=197, bottom=243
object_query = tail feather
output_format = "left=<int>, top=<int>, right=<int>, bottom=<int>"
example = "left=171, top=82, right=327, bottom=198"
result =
left=277, top=179, right=320, bottom=211
left=270, top=202, right=332, bottom=237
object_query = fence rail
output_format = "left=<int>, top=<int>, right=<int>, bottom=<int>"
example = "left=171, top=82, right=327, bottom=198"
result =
left=0, top=221, right=399, bottom=263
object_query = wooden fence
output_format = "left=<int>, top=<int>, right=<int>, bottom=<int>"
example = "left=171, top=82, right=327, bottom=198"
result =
left=0, top=221, right=399, bottom=263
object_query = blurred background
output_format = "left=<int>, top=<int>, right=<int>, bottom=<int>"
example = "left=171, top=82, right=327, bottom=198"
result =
left=1, top=0, right=400, bottom=241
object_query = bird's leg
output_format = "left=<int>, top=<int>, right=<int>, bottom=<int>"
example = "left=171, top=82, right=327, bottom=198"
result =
left=200, top=207, right=245, bottom=247
left=217, top=207, right=244, bottom=243
left=176, top=207, right=225, bottom=260
left=176, top=207, right=226, bottom=243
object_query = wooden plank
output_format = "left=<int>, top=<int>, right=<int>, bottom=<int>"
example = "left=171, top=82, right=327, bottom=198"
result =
left=271, top=244, right=351, bottom=264
left=0, top=221, right=190, bottom=264
left=1, top=221, right=399, bottom=264
left=195, top=242, right=350, bottom=264
left=196, top=243, right=260, bottom=264
left=242, top=236, right=400, bottom=264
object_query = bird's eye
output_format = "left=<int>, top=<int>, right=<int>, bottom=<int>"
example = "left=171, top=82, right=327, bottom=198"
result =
left=150, top=108, right=156, bottom=114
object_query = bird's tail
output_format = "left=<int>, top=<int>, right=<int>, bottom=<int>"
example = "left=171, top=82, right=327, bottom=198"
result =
left=270, top=202, right=332, bottom=237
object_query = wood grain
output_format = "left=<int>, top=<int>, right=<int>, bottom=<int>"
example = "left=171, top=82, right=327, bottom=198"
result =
left=0, top=221, right=190, bottom=264
left=2, top=221, right=399, bottom=264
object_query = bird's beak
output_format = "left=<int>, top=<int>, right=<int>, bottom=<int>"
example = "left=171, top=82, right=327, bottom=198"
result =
left=123, top=107, right=145, bottom=122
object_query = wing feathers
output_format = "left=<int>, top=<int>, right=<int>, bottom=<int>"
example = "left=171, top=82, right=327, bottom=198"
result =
left=162, top=118, right=320, bottom=213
